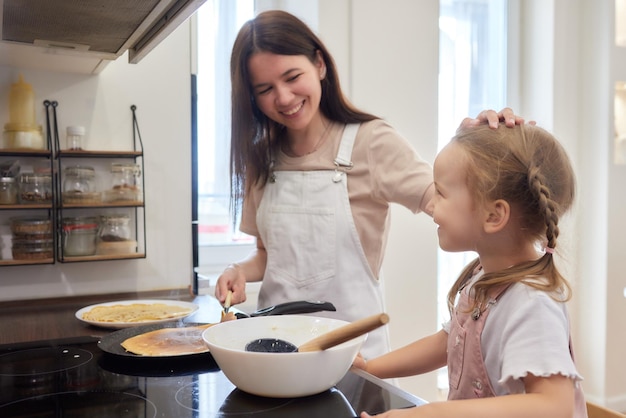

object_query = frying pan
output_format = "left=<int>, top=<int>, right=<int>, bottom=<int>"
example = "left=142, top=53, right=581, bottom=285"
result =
left=98, top=300, right=336, bottom=359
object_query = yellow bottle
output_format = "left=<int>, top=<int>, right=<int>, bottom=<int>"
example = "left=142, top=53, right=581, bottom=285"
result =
left=3, top=74, right=44, bottom=149
left=7, top=74, right=36, bottom=130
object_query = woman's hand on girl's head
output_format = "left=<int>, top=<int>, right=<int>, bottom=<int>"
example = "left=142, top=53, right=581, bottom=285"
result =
left=458, top=107, right=536, bottom=131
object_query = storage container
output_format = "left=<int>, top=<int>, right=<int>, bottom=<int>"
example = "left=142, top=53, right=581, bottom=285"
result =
left=12, top=238, right=53, bottom=260
left=0, top=177, right=18, bottom=204
left=2, top=127, right=45, bottom=150
left=63, top=165, right=100, bottom=204
left=99, top=214, right=131, bottom=241
left=18, top=173, right=52, bottom=204
left=97, top=214, right=136, bottom=255
left=10, top=217, right=52, bottom=236
left=62, top=216, right=99, bottom=256
left=103, top=163, right=141, bottom=202
left=7, top=75, right=36, bottom=129
left=66, top=125, right=85, bottom=150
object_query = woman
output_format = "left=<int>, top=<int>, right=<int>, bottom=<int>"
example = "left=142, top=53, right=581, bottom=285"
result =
left=215, top=10, right=525, bottom=358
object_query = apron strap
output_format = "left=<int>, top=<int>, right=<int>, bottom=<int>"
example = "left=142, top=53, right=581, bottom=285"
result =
left=334, top=123, right=360, bottom=167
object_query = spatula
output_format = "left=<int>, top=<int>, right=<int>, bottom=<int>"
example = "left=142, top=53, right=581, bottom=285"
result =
left=245, top=312, right=389, bottom=353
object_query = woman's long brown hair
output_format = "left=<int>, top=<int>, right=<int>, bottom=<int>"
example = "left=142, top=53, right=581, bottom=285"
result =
left=229, top=10, right=378, bottom=220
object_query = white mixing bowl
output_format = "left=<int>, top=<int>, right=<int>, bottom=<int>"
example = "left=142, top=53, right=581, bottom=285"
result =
left=202, top=315, right=366, bottom=398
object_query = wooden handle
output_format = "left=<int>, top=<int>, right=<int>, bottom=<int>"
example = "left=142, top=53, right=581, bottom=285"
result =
left=297, top=313, right=389, bottom=352
left=224, top=290, right=233, bottom=310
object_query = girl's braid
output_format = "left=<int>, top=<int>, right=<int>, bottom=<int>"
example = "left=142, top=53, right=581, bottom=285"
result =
left=528, top=165, right=560, bottom=251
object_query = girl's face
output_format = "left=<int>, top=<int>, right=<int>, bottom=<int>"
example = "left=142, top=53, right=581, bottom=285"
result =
left=248, top=51, right=325, bottom=132
left=427, top=142, right=484, bottom=253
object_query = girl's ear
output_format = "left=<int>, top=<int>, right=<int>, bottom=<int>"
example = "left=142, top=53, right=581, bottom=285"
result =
left=483, top=199, right=510, bottom=234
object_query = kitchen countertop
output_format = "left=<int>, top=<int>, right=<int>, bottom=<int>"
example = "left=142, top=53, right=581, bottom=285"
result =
left=0, top=288, right=221, bottom=345
left=0, top=289, right=428, bottom=416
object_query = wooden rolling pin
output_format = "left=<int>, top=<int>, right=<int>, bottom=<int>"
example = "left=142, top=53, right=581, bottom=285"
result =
left=297, top=312, right=389, bottom=352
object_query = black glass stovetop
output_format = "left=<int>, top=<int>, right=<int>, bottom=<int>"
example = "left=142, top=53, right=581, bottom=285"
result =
left=0, top=336, right=424, bottom=417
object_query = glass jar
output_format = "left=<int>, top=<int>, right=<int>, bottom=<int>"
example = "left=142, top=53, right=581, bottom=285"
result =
left=104, top=163, right=142, bottom=202
left=62, top=216, right=99, bottom=256
left=10, top=217, right=53, bottom=260
left=0, top=177, right=18, bottom=204
left=18, top=173, right=52, bottom=204
left=99, top=214, right=131, bottom=242
left=63, top=166, right=100, bottom=204
left=12, top=238, right=53, bottom=260
left=97, top=214, right=137, bottom=255
left=10, top=217, right=52, bottom=236
left=66, top=125, right=85, bottom=150
left=64, top=166, right=95, bottom=193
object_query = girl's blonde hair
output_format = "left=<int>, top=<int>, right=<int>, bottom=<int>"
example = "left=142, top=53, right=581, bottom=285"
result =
left=447, top=124, right=576, bottom=315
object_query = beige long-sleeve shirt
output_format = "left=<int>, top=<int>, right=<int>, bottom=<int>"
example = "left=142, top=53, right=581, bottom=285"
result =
left=240, top=119, right=434, bottom=278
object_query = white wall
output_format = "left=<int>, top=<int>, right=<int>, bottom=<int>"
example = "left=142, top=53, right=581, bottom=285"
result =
left=0, top=21, right=193, bottom=300
left=346, top=0, right=440, bottom=402
left=517, top=0, right=625, bottom=410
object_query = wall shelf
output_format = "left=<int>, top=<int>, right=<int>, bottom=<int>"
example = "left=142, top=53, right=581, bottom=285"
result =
left=0, top=103, right=147, bottom=266
left=0, top=258, right=55, bottom=266
left=53, top=105, right=146, bottom=263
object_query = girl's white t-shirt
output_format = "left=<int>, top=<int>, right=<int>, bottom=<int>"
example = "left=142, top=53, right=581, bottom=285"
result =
left=443, top=273, right=583, bottom=395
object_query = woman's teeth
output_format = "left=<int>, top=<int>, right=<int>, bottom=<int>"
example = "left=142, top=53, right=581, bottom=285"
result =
left=283, top=102, right=303, bottom=116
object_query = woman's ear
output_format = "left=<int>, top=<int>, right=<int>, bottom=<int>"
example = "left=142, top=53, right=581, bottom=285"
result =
left=483, top=199, right=510, bottom=234
left=315, top=50, right=326, bottom=79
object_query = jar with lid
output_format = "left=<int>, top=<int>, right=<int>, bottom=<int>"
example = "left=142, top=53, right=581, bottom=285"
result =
left=4, top=75, right=44, bottom=150
left=10, top=217, right=52, bottom=236
left=18, top=173, right=52, bottom=204
left=104, top=163, right=142, bottom=202
left=12, top=238, right=53, bottom=260
left=62, top=216, right=99, bottom=256
left=99, top=214, right=131, bottom=241
left=63, top=165, right=99, bottom=204
left=10, top=217, right=53, bottom=260
left=0, top=177, right=18, bottom=204
left=97, top=214, right=137, bottom=255
left=66, top=125, right=85, bottom=150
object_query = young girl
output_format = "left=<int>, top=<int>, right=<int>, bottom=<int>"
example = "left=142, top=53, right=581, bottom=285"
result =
left=355, top=124, right=587, bottom=417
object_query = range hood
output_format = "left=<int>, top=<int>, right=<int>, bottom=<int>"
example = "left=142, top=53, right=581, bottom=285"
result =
left=0, top=0, right=205, bottom=74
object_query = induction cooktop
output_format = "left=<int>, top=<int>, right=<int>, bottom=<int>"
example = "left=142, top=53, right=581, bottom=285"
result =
left=0, top=335, right=424, bottom=417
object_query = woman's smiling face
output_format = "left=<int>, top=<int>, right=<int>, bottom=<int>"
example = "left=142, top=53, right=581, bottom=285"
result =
left=248, top=51, right=324, bottom=132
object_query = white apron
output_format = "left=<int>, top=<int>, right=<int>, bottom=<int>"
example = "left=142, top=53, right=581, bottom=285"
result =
left=256, top=124, right=389, bottom=358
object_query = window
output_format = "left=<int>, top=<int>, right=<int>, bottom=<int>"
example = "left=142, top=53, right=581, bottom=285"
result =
left=437, top=0, right=508, bottom=389
left=193, top=0, right=255, bottom=292
left=192, top=2, right=320, bottom=294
